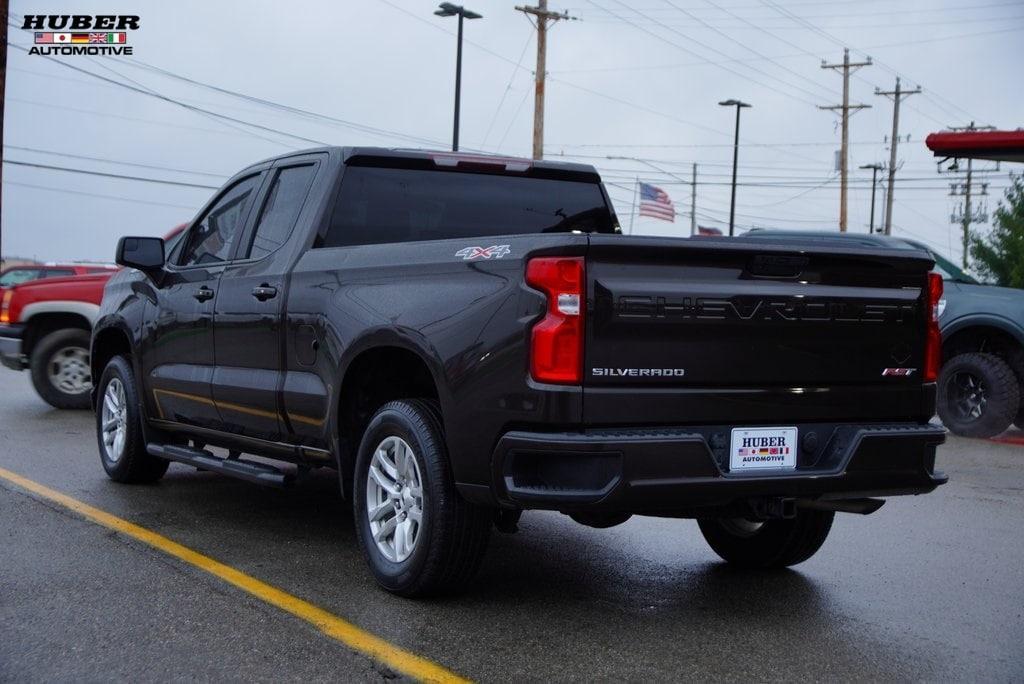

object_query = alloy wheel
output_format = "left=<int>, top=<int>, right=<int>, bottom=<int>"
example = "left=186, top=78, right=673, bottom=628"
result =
left=365, top=436, right=424, bottom=563
left=100, top=378, right=128, bottom=462
left=951, top=370, right=987, bottom=420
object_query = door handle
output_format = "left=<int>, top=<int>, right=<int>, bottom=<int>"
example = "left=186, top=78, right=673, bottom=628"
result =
left=251, top=285, right=278, bottom=301
left=193, top=286, right=215, bottom=302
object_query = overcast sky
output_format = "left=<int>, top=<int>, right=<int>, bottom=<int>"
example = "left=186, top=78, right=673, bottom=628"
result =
left=2, top=0, right=1021, bottom=266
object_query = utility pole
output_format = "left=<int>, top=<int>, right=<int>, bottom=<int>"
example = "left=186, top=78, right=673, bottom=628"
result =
left=960, top=158, right=974, bottom=270
left=690, top=163, right=697, bottom=236
left=0, top=0, right=7, bottom=235
left=819, top=48, right=872, bottom=233
left=516, top=0, right=576, bottom=160
left=859, top=163, right=883, bottom=233
left=947, top=122, right=993, bottom=270
left=875, top=77, right=921, bottom=235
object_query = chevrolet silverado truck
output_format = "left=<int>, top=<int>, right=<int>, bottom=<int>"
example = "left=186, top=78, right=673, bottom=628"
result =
left=746, top=229, right=1024, bottom=438
left=92, top=147, right=947, bottom=596
left=1, top=228, right=184, bottom=409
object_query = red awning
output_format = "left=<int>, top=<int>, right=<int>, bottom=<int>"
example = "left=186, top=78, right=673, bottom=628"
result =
left=925, top=130, right=1024, bottom=163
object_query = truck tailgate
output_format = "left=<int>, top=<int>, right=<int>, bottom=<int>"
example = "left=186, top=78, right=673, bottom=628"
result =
left=583, top=235, right=935, bottom=425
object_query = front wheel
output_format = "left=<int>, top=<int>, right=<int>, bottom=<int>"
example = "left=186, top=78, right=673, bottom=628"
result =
left=95, top=355, right=168, bottom=484
left=698, top=509, right=835, bottom=568
left=353, top=399, right=491, bottom=597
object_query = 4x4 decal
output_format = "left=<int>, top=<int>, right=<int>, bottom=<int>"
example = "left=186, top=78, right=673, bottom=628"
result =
left=455, top=245, right=510, bottom=261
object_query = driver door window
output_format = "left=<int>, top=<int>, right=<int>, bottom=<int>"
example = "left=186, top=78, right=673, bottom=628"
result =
left=178, top=175, right=261, bottom=267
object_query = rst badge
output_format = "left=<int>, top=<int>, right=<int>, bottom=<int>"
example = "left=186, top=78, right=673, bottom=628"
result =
left=455, top=245, right=510, bottom=261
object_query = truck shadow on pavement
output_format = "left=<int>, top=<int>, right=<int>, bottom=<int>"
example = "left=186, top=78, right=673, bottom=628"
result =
left=109, top=463, right=947, bottom=680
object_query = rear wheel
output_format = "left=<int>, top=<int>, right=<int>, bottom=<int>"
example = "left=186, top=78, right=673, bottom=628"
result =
left=353, top=399, right=491, bottom=597
left=95, top=355, right=168, bottom=484
left=29, top=329, right=92, bottom=409
left=698, top=509, right=835, bottom=568
left=937, top=352, right=1019, bottom=438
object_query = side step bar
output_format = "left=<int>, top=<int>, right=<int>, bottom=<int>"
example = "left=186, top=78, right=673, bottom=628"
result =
left=147, top=443, right=293, bottom=488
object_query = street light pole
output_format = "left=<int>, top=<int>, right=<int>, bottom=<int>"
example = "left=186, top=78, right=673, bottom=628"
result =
left=435, top=3, right=482, bottom=152
left=719, top=99, right=751, bottom=237
left=860, top=163, right=883, bottom=233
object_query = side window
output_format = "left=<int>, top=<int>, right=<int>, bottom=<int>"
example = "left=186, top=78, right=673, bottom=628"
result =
left=43, top=269, right=76, bottom=279
left=244, top=165, right=316, bottom=260
left=178, top=174, right=261, bottom=267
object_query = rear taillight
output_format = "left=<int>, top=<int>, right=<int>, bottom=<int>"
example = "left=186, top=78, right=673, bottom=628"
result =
left=924, top=272, right=943, bottom=382
left=526, top=257, right=585, bottom=384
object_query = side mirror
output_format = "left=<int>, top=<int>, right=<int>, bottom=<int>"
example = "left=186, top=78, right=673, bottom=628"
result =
left=116, top=236, right=165, bottom=275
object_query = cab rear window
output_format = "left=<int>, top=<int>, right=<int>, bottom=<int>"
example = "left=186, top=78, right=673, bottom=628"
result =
left=319, top=166, right=615, bottom=248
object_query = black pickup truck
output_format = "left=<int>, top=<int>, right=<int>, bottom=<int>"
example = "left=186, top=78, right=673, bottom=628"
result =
left=92, top=147, right=947, bottom=596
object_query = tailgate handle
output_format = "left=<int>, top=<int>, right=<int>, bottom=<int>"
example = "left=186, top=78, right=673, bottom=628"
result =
left=748, top=255, right=808, bottom=278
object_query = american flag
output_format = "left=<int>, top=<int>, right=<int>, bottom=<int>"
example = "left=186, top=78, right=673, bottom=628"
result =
left=638, top=182, right=675, bottom=222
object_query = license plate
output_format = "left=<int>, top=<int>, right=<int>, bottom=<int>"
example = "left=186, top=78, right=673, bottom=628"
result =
left=729, top=426, right=798, bottom=471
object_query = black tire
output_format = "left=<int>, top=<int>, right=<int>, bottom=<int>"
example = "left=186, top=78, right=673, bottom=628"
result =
left=937, top=352, right=1020, bottom=438
left=353, top=399, right=491, bottom=597
left=698, top=509, right=835, bottom=568
left=29, top=329, right=93, bottom=409
left=95, top=355, right=169, bottom=484
left=1014, top=372, right=1024, bottom=431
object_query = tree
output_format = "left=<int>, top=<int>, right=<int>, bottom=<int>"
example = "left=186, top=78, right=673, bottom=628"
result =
left=970, top=173, right=1024, bottom=289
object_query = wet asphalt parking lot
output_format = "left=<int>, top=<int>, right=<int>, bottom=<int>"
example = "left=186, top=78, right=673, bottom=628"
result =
left=1, top=371, right=1022, bottom=682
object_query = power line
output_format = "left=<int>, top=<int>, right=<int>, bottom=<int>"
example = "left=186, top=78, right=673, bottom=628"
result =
left=3, top=159, right=220, bottom=189
left=575, top=1, right=1024, bottom=20
left=547, top=25, right=1019, bottom=75
left=757, top=0, right=982, bottom=128
left=89, top=55, right=302, bottom=150
left=481, top=33, right=533, bottom=149
left=661, top=0, right=842, bottom=99
left=593, top=0, right=826, bottom=108
left=114, top=55, right=457, bottom=149
left=4, top=145, right=228, bottom=178
left=6, top=40, right=329, bottom=148
left=8, top=11, right=456, bottom=150
left=376, top=0, right=746, bottom=144
left=6, top=95, right=290, bottom=142
left=578, top=14, right=1024, bottom=30
left=495, top=83, right=533, bottom=153
left=2, top=180, right=200, bottom=210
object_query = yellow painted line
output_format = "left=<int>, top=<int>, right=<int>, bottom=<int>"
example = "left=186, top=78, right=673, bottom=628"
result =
left=0, top=466, right=469, bottom=684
